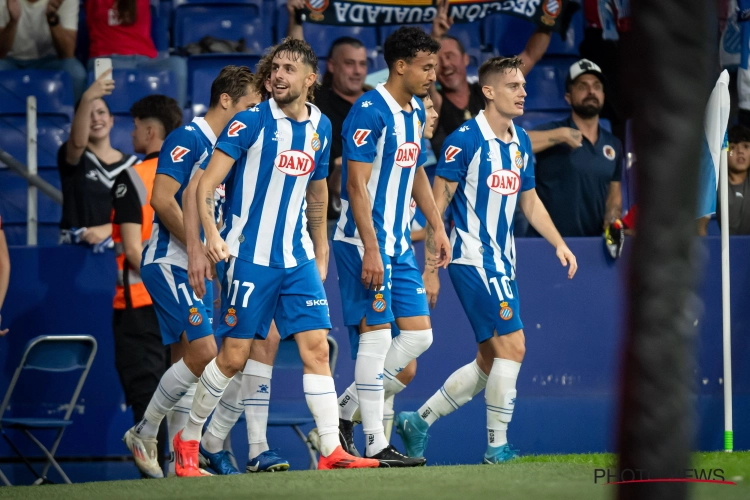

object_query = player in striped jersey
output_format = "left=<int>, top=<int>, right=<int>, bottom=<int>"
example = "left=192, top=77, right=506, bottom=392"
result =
left=123, top=66, right=261, bottom=478
left=172, top=39, right=380, bottom=476
left=332, top=27, right=451, bottom=467
left=396, top=57, right=578, bottom=464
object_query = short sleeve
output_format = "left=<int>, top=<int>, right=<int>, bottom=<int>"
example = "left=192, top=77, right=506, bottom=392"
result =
left=59, top=0, right=80, bottom=31
left=112, top=170, right=143, bottom=225
left=312, top=121, right=332, bottom=181
left=612, top=137, right=623, bottom=182
left=436, top=128, right=476, bottom=183
left=157, top=128, right=197, bottom=182
left=215, top=109, right=261, bottom=160
left=342, top=103, right=385, bottom=163
left=520, top=131, right=536, bottom=192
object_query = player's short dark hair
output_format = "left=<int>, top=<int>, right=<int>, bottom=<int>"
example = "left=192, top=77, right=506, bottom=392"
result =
left=383, top=27, right=441, bottom=70
left=129, top=95, right=183, bottom=139
left=322, top=37, right=367, bottom=89
left=478, top=56, right=524, bottom=104
left=728, top=124, right=750, bottom=144
left=209, top=65, right=256, bottom=109
left=440, top=34, right=465, bottom=55
left=268, top=37, right=320, bottom=102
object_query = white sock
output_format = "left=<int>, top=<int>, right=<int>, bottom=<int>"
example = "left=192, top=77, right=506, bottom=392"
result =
left=167, top=383, right=195, bottom=474
left=201, top=373, right=243, bottom=453
left=337, top=383, right=359, bottom=421
left=303, top=374, right=339, bottom=457
left=418, top=360, right=488, bottom=426
left=383, top=394, right=396, bottom=441
left=138, top=359, right=198, bottom=439
left=384, top=375, right=406, bottom=401
left=383, top=329, right=432, bottom=398
left=181, top=359, right=233, bottom=442
left=355, top=329, right=391, bottom=456
left=486, top=358, right=521, bottom=448
left=242, top=360, right=273, bottom=460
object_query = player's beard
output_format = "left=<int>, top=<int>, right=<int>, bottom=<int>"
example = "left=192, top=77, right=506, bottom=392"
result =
left=274, top=86, right=303, bottom=105
left=571, top=97, right=603, bottom=119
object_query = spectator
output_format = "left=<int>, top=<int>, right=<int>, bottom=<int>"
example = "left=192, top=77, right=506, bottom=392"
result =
left=429, top=0, right=552, bottom=153
left=86, top=0, right=187, bottom=107
left=718, top=124, right=750, bottom=234
left=528, top=59, right=622, bottom=237
left=111, top=94, right=182, bottom=475
left=0, top=214, right=8, bottom=336
left=0, top=0, right=86, bottom=100
left=58, top=70, right=138, bottom=246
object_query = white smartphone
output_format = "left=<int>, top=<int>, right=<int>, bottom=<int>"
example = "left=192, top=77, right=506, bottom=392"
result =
left=94, top=57, right=112, bottom=80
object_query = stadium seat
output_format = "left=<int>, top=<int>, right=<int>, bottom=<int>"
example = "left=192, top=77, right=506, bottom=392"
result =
left=482, top=11, right=583, bottom=58
left=0, top=335, right=97, bottom=485
left=0, top=168, right=62, bottom=226
left=173, top=3, right=271, bottom=54
left=188, top=54, right=262, bottom=115
left=523, top=58, right=575, bottom=111
left=0, top=70, right=74, bottom=119
left=151, top=0, right=169, bottom=53
left=0, top=116, right=70, bottom=169
left=87, top=69, right=179, bottom=115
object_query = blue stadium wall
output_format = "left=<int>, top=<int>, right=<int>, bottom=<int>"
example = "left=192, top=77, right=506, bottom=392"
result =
left=0, top=237, right=748, bottom=483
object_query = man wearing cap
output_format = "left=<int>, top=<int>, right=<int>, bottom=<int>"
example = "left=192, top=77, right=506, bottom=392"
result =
left=527, top=59, right=623, bottom=237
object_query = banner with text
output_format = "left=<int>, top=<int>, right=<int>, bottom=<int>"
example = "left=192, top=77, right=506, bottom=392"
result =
left=303, top=0, right=579, bottom=36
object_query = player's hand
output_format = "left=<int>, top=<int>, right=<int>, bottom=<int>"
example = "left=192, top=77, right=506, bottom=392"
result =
left=205, top=232, right=229, bottom=264
left=361, top=247, right=384, bottom=291
left=556, top=243, right=578, bottom=279
left=188, top=244, right=212, bottom=299
left=433, top=226, right=452, bottom=268
left=83, top=69, right=115, bottom=101
left=556, top=127, right=582, bottom=149
left=7, top=0, right=21, bottom=22
left=423, top=270, right=441, bottom=309
left=431, top=0, right=453, bottom=39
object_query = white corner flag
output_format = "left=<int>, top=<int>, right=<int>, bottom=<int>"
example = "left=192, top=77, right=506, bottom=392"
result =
left=698, top=70, right=731, bottom=218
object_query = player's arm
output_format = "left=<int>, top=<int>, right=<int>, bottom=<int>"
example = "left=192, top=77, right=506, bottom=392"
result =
left=197, top=150, right=234, bottom=263
left=413, top=167, right=451, bottom=269
left=519, top=188, right=577, bottom=279
left=423, top=175, right=457, bottom=308
left=604, top=181, right=622, bottom=230
left=347, top=160, right=384, bottom=290
left=150, top=174, right=186, bottom=245
left=306, top=179, right=329, bottom=282
left=527, top=128, right=582, bottom=153
left=183, top=168, right=212, bottom=298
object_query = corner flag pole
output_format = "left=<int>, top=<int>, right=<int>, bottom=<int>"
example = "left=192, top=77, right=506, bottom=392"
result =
left=719, top=138, right=733, bottom=452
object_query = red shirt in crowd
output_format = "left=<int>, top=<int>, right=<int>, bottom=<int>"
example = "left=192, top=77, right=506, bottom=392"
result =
left=87, top=0, right=157, bottom=58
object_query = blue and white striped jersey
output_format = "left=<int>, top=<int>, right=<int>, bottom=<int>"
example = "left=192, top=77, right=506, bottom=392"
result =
left=143, top=117, right=217, bottom=269
left=334, top=84, right=428, bottom=257
left=218, top=99, right=331, bottom=268
left=436, top=110, right=535, bottom=278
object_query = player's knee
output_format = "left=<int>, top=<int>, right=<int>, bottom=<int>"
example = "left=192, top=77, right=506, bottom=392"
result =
left=299, top=332, right=330, bottom=370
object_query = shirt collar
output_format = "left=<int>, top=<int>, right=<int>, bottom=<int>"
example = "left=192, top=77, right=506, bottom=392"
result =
left=269, top=98, right=322, bottom=128
left=192, top=117, right=217, bottom=145
left=375, top=83, right=421, bottom=115
left=475, top=110, right=520, bottom=145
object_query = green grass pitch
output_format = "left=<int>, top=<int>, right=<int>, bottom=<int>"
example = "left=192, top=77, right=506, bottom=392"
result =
left=0, top=452, right=747, bottom=500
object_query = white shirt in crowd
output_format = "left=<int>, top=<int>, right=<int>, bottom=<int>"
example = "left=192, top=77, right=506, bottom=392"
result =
left=0, top=0, right=78, bottom=60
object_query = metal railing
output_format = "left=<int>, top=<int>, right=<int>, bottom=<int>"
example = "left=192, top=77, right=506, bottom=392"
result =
left=0, top=96, right=63, bottom=246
